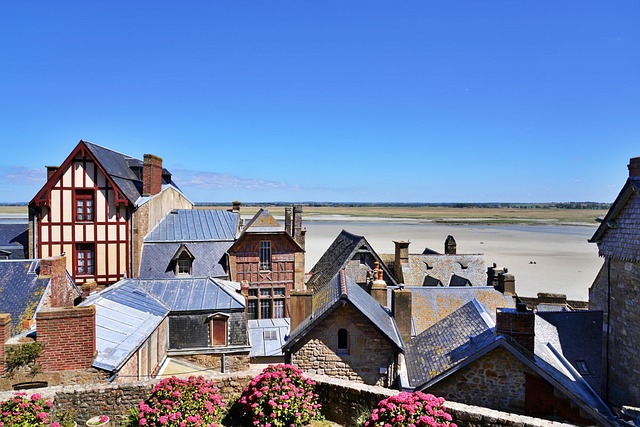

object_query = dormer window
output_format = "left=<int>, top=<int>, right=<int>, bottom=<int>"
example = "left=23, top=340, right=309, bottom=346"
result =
left=172, top=244, right=194, bottom=276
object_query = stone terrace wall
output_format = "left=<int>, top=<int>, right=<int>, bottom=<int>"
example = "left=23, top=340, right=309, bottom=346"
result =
left=0, top=372, right=583, bottom=427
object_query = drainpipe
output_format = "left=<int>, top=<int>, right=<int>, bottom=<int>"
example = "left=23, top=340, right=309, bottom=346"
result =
left=130, top=210, right=135, bottom=278
left=221, top=353, right=226, bottom=374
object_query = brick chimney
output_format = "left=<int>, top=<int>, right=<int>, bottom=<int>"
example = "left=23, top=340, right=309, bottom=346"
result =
left=36, top=306, right=96, bottom=372
left=39, top=255, right=75, bottom=308
left=392, top=286, right=412, bottom=344
left=46, top=166, right=59, bottom=181
left=370, top=265, right=388, bottom=307
left=143, top=154, right=163, bottom=197
left=444, top=235, right=457, bottom=255
left=496, top=304, right=535, bottom=354
left=293, top=205, right=305, bottom=250
left=0, top=313, right=11, bottom=376
left=394, top=241, right=410, bottom=283
left=290, top=290, right=313, bottom=332
left=628, top=157, right=640, bottom=178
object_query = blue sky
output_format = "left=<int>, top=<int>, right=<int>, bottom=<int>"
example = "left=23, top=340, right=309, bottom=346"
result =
left=0, top=2, right=638, bottom=203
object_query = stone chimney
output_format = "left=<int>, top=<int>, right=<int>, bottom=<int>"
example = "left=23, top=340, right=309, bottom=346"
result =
left=0, top=313, right=11, bottom=376
left=370, top=263, right=387, bottom=307
left=444, top=235, right=457, bottom=255
left=497, top=271, right=516, bottom=296
left=293, top=205, right=305, bottom=250
left=394, top=241, right=410, bottom=283
left=143, top=154, right=163, bottom=197
left=39, top=255, right=75, bottom=308
left=290, top=290, right=313, bottom=332
left=46, top=166, right=59, bottom=181
left=629, top=157, right=640, bottom=178
left=284, top=207, right=293, bottom=236
left=36, top=306, right=96, bottom=372
left=496, top=304, right=535, bottom=354
left=392, top=286, right=412, bottom=344
left=231, top=201, right=241, bottom=213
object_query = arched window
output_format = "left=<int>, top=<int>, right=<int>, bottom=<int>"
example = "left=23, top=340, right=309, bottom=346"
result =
left=337, top=328, right=349, bottom=354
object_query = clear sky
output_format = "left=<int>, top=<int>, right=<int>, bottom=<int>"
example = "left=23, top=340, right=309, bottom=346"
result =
left=0, top=1, right=638, bottom=203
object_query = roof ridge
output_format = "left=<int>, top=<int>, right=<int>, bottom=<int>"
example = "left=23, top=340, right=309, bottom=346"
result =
left=82, top=140, right=138, bottom=161
left=339, top=269, right=348, bottom=297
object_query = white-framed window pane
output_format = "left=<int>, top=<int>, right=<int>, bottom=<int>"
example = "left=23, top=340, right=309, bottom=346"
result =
left=274, top=299, right=285, bottom=318
left=259, top=241, right=271, bottom=270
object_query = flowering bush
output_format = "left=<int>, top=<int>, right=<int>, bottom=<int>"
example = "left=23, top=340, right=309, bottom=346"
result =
left=237, top=364, right=322, bottom=427
left=128, top=376, right=225, bottom=427
left=363, top=391, right=456, bottom=427
left=0, top=392, right=53, bottom=427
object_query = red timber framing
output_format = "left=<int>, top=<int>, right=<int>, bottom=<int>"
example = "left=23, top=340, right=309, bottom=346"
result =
left=233, top=234, right=297, bottom=319
left=30, top=141, right=131, bottom=287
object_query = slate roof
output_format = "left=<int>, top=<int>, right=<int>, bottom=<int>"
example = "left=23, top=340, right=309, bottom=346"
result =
left=404, top=301, right=616, bottom=427
left=405, top=299, right=495, bottom=388
left=394, top=285, right=514, bottom=335
left=285, top=270, right=403, bottom=351
left=589, top=177, right=640, bottom=262
left=401, top=252, right=486, bottom=287
left=307, top=230, right=397, bottom=290
left=139, top=241, right=232, bottom=279
left=0, top=223, right=28, bottom=259
left=0, top=260, right=47, bottom=333
left=145, top=209, right=239, bottom=242
left=249, top=318, right=290, bottom=357
left=81, top=277, right=245, bottom=372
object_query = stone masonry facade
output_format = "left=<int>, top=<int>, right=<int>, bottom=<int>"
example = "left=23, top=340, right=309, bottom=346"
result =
left=590, top=257, right=640, bottom=407
left=289, top=304, right=397, bottom=386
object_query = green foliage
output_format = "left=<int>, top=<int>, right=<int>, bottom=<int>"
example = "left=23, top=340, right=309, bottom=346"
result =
left=0, top=392, right=53, bottom=426
left=4, top=341, right=44, bottom=377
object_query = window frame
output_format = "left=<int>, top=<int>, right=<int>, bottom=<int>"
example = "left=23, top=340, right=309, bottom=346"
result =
left=337, top=328, right=349, bottom=355
left=76, top=243, right=95, bottom=276
left=209, top=314, right=229, bottom=347
left=259, top=240, right=272, bottom=271
left=74, top=190, right=95, bottom=222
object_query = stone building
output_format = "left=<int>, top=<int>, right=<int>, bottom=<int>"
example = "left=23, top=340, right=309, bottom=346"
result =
left=228, top=208, right=305, bottom=320
left=403, top=300, right=615, bottom=426
left=284, top=270, right=404, bottom=386
left=29, top=140, right=192, bottom=287
left=589, top=156, right=640, bottom=409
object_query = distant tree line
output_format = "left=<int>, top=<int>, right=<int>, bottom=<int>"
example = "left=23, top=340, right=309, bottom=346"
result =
left=194, top=201, right=611, bottom=210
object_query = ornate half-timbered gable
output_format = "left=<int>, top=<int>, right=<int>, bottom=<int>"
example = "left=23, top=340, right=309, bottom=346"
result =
left=29, top=140, right=191, bottom=287
left=228, top=208, right=305, bottom=320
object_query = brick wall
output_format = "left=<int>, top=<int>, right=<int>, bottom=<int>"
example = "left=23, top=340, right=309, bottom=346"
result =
left=0, top=314, right=11, bottom=376
left=142, top=154, right=163, bottom=197
left=289, top=304, right=398, bottom=386
left=36, top=306, right=96, bottom=372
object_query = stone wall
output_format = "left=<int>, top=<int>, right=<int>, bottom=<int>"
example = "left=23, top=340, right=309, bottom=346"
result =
left=0, top=372, right=588, bottom=427
left=176, top=353, right=250, bottom=373
left=589, top=257, right=640, bottom=408
left=289, top=304, right=397, bottom=386
left=426, top=347, right=529, bottom=413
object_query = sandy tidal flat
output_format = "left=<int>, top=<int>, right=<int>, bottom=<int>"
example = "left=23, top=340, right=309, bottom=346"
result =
left=302, top=218, right=602, bottom=302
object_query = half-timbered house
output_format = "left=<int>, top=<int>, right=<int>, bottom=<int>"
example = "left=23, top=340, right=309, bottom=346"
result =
left=28, top=140, right=192, bottom=287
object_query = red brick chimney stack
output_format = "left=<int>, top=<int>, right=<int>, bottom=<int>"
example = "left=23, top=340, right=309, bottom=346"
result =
left=496, top=304, right=535, bottom=354
left=628, top=157, right=640, bottom=178
left=0, top=313, right=11, bottom=376
left=39, top=255, right=74, bottom=308
left=46, top=166, right=59, bottom=181
left=143, top=154, right=163, bottom=196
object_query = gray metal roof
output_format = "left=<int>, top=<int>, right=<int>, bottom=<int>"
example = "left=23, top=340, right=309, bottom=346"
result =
left=285, top=270, right=403, bottom=351
left=249, top=318, right=290, bottom=357
left=145, top=209, right=239, bottom=242
left=81, top=280, right=169, bottom=372
left=138, top=241, right=232, bottom=279
left=136, top=277, right=245, bottom=312
left=81, top=277, right=245, bottom=372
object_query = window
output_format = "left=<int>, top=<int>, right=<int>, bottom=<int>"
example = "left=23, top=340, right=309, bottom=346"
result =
left=273, top=299, right=285, bottom=318
left=575, top=360, right=590, bottom=375
left=264, top=330, right=277, bottom=340
left=209, top=316, right=228, bottom=346
left=75, top=190, right=94, bottom=221
left=260, top=299, right=272, bottom=319
left=247, top=300, right=258, bottom=320
left=259, top=241, right=271, bottom=270
left=337, top=329, right=349, bottom=354
left=176, top=251, right=192, bottom=275
left=76, top=244, right=95, bottom=275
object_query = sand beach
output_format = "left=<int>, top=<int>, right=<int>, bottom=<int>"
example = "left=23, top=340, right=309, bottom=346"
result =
left=302, top=217, right=602, bottom=302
